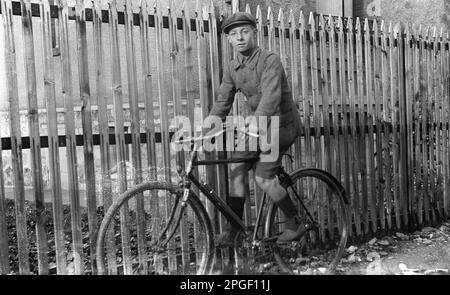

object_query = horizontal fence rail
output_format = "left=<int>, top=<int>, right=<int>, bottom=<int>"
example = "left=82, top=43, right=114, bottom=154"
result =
left=0, top=0, right=449, bottom=275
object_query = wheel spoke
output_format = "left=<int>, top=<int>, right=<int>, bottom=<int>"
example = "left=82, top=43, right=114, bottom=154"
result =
left=96, top=183, right=215, bottom=275
left=265, top=168, right=349, bottom=274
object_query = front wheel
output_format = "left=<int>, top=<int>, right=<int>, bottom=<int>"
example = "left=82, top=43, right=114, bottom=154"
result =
left=96, top=182, right=215, bottom=275
left=265, top=168, right=349, bottom=274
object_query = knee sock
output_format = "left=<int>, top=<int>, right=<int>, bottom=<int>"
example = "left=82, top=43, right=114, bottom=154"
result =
left=225, top=196, right=246, bottom=231
left=275, top=196, right=299, bottom=230
left=229, top=196, right=245, bottom=219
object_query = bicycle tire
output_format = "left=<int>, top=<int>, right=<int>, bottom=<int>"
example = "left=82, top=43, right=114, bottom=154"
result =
left=264, top=168, right=349, bottom=274
left=96, top=182, right=215, bottom=275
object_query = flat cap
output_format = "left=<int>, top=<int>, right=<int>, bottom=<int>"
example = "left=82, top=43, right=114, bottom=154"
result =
left=221, top=12, right=257, bottom=34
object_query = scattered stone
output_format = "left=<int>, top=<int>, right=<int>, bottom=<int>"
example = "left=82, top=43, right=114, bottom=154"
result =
left=301, top=268, right=314, bottom=275
left=318, top=268, right=327, bottom=274
left=310, top=261, right=320, bottom=268
left=439, top=225, right=448, bottom=232
left=380, top=251, right=389, bottom=257
left=422, top=239, right=432, bottom=244
left=398, top=263, right=420, bottom=275
left=413, top=231, right=421, bottom=236
left=368, top=238, right=377, bottom=245
left=346, top=246, right=358, bottom=253
left=421, top=227, right=437, bottom=234
left=414, top=237, right=423, bottom=243
left=424, top=269, right=449, bottom=275
left=347, top=254, right=361, bottom=263
left=396, top=232, right=409, bottom=241
left=378, top=240, right=390, bottom=246
left=295, top=257, right=310, bottom=266
left=366, top=252, right=381, bottom=262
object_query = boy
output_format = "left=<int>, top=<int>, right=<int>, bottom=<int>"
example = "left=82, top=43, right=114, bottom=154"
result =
left=208, top=12, right=306, bottom=245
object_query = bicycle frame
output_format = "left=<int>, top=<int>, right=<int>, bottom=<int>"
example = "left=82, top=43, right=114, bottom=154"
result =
left=178, top=134, right=265, bottom=242
left=161, top=129, right=317, bottom=248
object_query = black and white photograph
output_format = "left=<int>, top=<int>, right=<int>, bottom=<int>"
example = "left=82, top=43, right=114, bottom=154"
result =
left=0, top=0, right=449, bottom=285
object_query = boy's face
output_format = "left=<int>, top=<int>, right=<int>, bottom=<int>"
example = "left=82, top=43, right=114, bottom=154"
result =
left=227, top=25, right=257, bottom=54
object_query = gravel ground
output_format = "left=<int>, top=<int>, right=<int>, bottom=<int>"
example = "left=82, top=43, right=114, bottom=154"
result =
left=335, top=223, right=450, bottom=275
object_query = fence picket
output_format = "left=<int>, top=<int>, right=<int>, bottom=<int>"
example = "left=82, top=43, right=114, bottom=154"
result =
left=436, top=28, right=445, bottom=218
left=346, top=17, right=362, bottom=237
left=256, top=5, right=264, bottom=49
left=41, top=0, right=65, bottom=274
left=208, top=0, right=230, bottom=238
left=251, top=4, right=264, bottom=228
left=355, top=18, right=369, bottom=234
left=0, top=122, right=7, bottom=274
left=93, top=0, right=116, bottom=275
left=183, top=0, right=205, bottom=271
left=364, top=19, right=378, bottom=233
left=58, top=0, right=83, bottom=275
left=404, top=24, right=415, bottom=224
left=417, top=24, right=426, bottom=226
left=431, top=27, right=441, bottom=221
left=0, top=2, right=9, bottom=271
left=336, top=16, right=350, bottom=236
left=299, top=11, right=313, bottom=194
left=267, top=7, right=274, bottom=52
left=328, top=16, right=340, bottom=239
left=74, top=0, right=97, bottom=272
left=411, top=24, right=420, bottom=223
left=424, top=27, right=434, bottom=225
left=168, top=0, right=189, bottom=274
left=338, top=16, right=350, bottom=215
left=21, top=0, right=48, bottom=274
left=318, top=14, right=333, bottom=239
left=109, top=0, right=132, bottom=275
left=155, top=0, right=177, bottom=273
left=195, top=0, right=218, bottom=237
left=123, top=0, right=146, bottom=275
left=289, top=10, right=302, bottom=171
left=372, top=20, right=386, bottom=232
left=329, top=16, right=340, bottom=185
left=398, top=23, right=408, bottom=228
left=380, top=21, right=393, bottom=230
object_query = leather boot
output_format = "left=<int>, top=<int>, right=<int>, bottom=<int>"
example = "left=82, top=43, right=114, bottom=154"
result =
left=216, top=197, right=246, bottom=247
left=275, top=196, right=307, bottom=242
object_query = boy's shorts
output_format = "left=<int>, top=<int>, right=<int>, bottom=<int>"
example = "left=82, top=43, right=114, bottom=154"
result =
left=230, top=125, right=297, bottom=179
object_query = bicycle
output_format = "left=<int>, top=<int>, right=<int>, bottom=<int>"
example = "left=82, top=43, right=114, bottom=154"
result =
left=96, top=126, right=350, bottom=275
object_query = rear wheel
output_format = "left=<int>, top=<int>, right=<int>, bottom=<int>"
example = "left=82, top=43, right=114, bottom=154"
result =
left=96, top=182, right=215, bottom=275
left=265, top=168, right=349, bottom=274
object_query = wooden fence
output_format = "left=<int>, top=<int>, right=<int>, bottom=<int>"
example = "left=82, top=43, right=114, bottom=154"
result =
left=0, top=0, right=449, bottom=275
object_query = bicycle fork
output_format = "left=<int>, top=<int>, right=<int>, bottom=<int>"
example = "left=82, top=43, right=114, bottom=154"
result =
left=153, top=188, right=189, bottom=250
